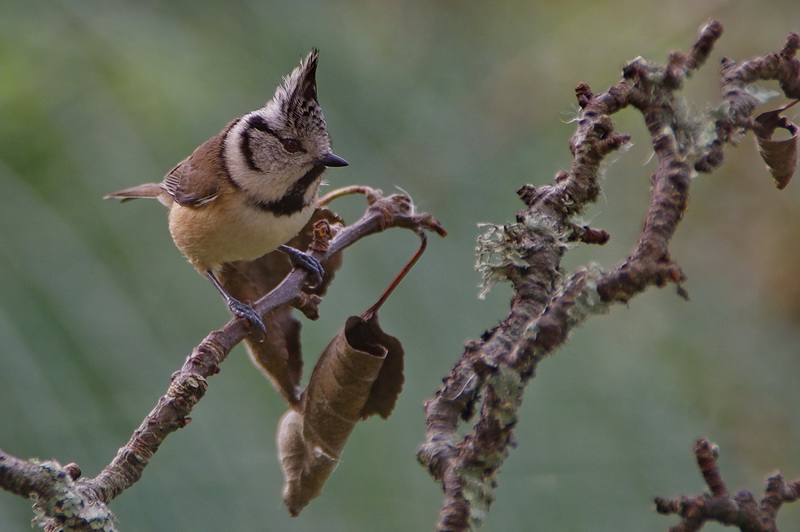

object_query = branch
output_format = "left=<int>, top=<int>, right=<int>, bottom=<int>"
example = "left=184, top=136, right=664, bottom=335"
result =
left=655, top=438, right=800, bottom=532
left=0, top=188, right=444, bottom=530
left=0, top=452, right=114, bottom=531
left=418, top=21, right=800, bottom=531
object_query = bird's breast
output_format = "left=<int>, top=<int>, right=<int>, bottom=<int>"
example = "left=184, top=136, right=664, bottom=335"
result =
left=168, top=192, right=316, bottom=273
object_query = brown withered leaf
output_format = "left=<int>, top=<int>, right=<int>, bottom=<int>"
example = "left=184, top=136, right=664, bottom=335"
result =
left=219, top=208, right=344, bottom=406
left=753, top=100, right=799, bottom=190
left=348, top=315, right=404, bottom=419
left=277, top=312, right=404, bottom=516
left=274, top=226, right=424, bottom=515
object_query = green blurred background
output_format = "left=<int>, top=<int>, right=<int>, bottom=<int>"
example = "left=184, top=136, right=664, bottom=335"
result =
left=2, top=1, right=800, bottom=530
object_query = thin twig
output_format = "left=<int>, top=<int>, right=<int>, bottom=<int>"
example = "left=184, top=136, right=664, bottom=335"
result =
left=655, top=438, right=800, bottom=531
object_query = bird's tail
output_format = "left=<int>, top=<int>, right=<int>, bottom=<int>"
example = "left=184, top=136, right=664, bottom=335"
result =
left=104, top=183, right=171, bottom=206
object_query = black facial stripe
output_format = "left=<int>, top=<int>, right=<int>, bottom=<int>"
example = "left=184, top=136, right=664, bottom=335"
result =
left=239, top=127, right=259, bottom=172
left=247, top=114, right=278, bottom=137
left=241, top=115, right=280, bottom=173
left=248, top=165, right=325, bottom=216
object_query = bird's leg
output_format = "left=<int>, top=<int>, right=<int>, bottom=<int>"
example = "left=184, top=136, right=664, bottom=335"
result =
left=205, top=270, right=267, bottom=335
left=278, top=245, right=324, bottom=286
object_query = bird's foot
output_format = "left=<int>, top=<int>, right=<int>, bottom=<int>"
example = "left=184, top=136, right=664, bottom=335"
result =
left=227, top=298, right=267, bottom=337
left=278, top=245, right=324, bottom=286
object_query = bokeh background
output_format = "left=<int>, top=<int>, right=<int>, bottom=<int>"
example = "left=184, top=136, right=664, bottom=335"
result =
left=2, top=1, right=800, bottom=530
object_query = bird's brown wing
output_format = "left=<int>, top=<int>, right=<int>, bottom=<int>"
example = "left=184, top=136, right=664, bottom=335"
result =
left=161, top=156, right=220, bottom=208
left=161, top=131, right=233, bottom=208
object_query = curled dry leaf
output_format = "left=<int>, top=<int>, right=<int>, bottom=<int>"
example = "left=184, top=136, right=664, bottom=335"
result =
left=219, top=208, right=344, bottom=405
left=277, top=230, right=425, bottom=516
left=753, top=100, right=799, bottom=190
left=277, top=313, right=404, bottom=516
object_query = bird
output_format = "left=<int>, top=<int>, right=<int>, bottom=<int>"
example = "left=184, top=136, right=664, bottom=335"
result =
left=105, top=50, right=347, bottom=334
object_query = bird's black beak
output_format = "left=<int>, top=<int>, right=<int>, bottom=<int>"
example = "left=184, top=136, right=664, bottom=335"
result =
left=318, top=152, right=349, bottom=167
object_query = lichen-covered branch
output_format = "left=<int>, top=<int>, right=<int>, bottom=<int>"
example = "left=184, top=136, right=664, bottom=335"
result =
left=418, top=21, right=800, bottom=531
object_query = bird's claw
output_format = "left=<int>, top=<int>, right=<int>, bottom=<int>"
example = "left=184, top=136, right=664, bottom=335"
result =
left=279, top=245, right=324, bottom=287
left=227, top=298, right=267, bottom=338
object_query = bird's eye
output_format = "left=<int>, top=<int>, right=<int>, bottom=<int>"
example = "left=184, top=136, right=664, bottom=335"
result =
left=281, top=138, right=301, bottom=153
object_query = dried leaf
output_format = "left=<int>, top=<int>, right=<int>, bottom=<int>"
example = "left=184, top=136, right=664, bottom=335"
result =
left=349, top=315, right=404, bottom=419
left=220, top=208, right=344, bottom=405
left=277, top=313, right=404, bottom=515
left=753, top=101, right=799, bottom=190
left=274, top=222, right=422, bottom=514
